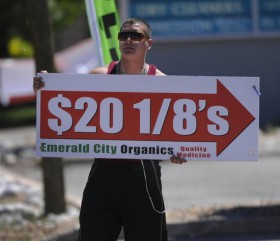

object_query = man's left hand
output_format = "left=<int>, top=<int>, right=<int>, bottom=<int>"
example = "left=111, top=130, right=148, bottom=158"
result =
left=170, top=155, right=187, bottom=164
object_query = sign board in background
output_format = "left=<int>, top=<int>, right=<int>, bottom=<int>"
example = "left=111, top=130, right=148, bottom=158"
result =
left=36, top=73, right=259, bottom=161
left=129, top=0, right=280, bottom=39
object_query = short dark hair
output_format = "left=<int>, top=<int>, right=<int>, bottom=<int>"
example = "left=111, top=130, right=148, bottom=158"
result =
left=120, top=18, right=151, bottom=39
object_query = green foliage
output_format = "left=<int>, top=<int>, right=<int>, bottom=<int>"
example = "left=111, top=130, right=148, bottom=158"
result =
left=0, top=0, right=86, bottom=58
left=8, top=36, right=34, bottom=58
left=49, top=0, right=86, bottom=30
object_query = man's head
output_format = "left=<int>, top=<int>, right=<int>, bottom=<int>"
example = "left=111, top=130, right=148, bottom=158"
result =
left=120, top=18, right=151, bottom=39
left=118, top=18, right=153, bottom=59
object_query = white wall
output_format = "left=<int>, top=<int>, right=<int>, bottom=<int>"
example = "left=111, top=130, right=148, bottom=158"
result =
left=0, top=59, right=35, bottom=106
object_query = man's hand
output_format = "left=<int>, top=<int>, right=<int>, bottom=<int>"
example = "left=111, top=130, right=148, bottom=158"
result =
left=170, top=155, right=187, bottom=164
left=33, top=70, right=47, bottom=93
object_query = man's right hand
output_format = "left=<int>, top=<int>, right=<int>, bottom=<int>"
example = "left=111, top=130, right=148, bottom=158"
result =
left=33, top=70, right=47, bottom=93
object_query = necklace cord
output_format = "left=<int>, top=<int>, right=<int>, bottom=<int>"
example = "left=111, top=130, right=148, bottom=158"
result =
left=141, top=159, right=166, bottom=214
left=120, top=61, right=146, bottom=75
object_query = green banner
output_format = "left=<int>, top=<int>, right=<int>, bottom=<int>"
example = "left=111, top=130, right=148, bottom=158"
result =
left=93, top=0, right=121, bottom=64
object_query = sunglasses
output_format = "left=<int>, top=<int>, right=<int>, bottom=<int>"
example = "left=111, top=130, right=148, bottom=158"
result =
left=118, top=31, right=146, bottom=41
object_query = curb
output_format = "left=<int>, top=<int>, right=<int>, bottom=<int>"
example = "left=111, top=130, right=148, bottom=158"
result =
left=55, top=217, right=280, bottom=240
left=167, top=217, right=280, bottom=238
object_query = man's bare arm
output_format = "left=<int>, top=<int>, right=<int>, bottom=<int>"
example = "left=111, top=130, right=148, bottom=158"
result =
left=89, top=66, right=109, bottom=74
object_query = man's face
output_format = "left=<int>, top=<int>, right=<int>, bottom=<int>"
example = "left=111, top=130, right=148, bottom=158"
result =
left=118, top=23, right=151, bottom=59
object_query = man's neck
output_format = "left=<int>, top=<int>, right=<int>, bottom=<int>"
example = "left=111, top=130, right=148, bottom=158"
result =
left=121, top=59, right=146, bottom=75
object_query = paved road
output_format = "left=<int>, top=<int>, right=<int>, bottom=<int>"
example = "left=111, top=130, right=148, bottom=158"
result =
left=7, top=155, right=280, bottom=210
left=1, top=126, right=280, bottom=210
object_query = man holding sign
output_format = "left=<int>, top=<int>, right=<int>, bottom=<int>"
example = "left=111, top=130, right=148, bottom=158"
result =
left=34, top=18, right=186, bottom=241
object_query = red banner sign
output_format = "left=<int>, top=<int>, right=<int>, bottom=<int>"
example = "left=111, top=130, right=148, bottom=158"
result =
left=36, top=73, right=260, bottom=161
